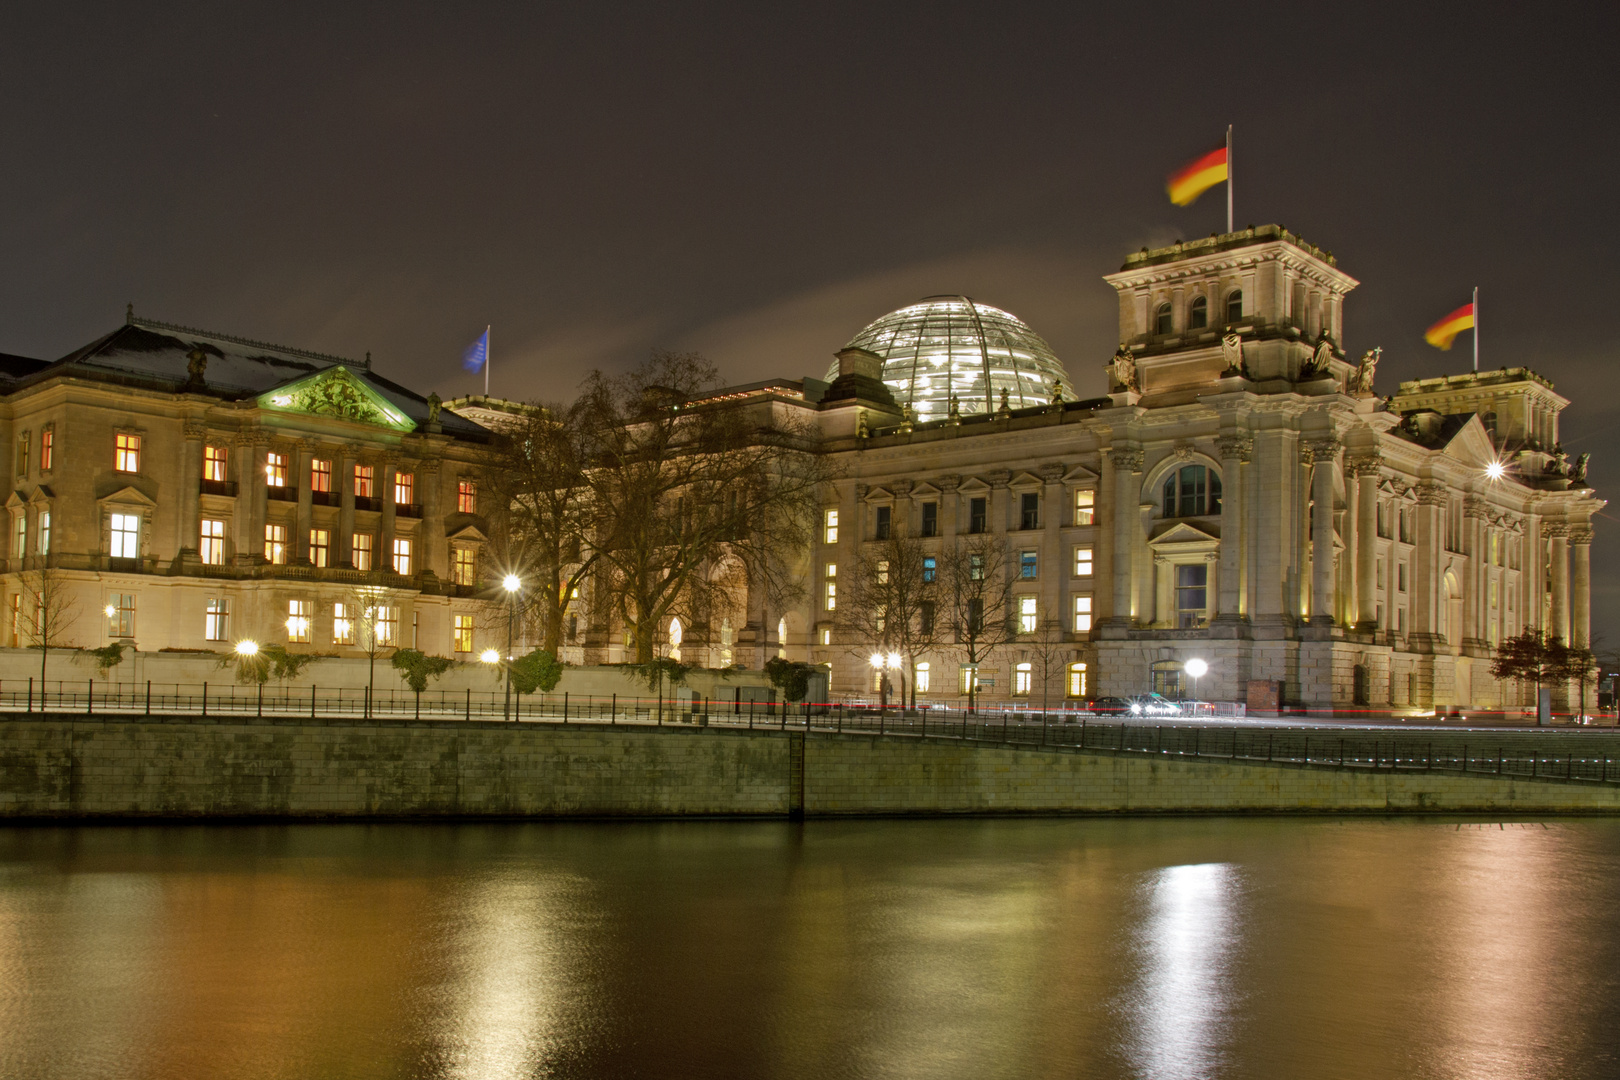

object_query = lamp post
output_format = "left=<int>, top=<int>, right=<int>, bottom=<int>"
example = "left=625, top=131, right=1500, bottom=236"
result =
left=887, top=651, right=905, bottom=712
left=870, top=653, right=887, bottom=711
left=502, top=574, right=522, bottom=722
left=1184, top=657, right=1208, bottom=711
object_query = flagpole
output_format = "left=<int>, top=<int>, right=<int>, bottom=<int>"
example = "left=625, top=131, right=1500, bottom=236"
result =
left=1226, top=124, right=1233, bottom=235
left=484, top=324, right=491, bottom=397
left=1472, top=287, right=1478, bottom=372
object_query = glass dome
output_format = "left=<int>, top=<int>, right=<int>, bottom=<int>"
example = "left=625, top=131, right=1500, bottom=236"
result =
left=827, top=296, right=1072, bottom=418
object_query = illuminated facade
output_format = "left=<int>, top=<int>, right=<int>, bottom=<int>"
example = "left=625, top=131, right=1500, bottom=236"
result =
left=0, top=314, right=497, bottom=659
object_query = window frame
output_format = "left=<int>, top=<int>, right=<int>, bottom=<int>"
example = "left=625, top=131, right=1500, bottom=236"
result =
left=1189, top=295, right=1209, bottom=330
left=203, top=444, right=229, bottom=483
left=457, top=479, right=478, bottom=514
left=114, top=432, right=142, bottom=474
left=200, top=518, right=227, bottom=565
left=264, top=523, right=288, bottom=565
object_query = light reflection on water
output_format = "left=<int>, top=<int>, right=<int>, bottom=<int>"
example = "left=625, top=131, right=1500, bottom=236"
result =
left=1, top=819, right=1618, bottom=1080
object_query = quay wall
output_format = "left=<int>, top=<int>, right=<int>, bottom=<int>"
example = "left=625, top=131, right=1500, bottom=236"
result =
left=2, top=716, right=1619, bottom=819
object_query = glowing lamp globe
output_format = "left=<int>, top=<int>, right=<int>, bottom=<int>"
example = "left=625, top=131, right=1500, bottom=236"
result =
left=234, top=640, right=259, bottom=657
left=480, top=648, right=501, bottom=664
left=503, top=574, right=522, bottom=593
left=1184, top=658, right=1209, bottom=679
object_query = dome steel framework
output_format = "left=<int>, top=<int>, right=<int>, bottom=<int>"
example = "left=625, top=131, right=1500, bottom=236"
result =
left=828, top=296, right=1072, bottom=418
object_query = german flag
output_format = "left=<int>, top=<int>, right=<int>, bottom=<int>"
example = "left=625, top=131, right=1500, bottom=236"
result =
left=1167, top=145, right=1229, bottom=207
left=1424, top=303, right=1475, bottom=350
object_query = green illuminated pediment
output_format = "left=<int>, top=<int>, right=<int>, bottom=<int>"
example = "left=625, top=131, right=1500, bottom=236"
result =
left=257, top=366, right=416, bottom=431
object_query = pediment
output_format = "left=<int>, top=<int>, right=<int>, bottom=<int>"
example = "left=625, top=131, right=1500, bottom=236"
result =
left=1008, top=471, right=1043, bottom=489
left=4, top=491, right=22, bottom=509
left=1441, top=415, right=1498, bottom=467
left=1149, top=521, right=1221, bottom=547
left=957, top=477, right=991, bottom=494
left=1062, top=463, right=1100, bottom=484
left=97, top=485, right=158, bottom=509
left=447, top=524, right=489, bottom=543
left=862, top=486, right=894, bottom=503
left=258, top=365, right=416, bottom=432
left=910, top=481, right=942, bottom=498
left=27, top=486, right=53, bottom=504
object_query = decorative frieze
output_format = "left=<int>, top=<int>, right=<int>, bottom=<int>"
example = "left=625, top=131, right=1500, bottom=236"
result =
left=1216, top=434, right=1253, bottom=462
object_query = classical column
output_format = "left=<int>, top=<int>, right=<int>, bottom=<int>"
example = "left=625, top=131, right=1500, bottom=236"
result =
left=239, top=434, right=269, bottom=565
left=1462, top=497, right=1487, bottom=648
left=1108, top=446, right=1142, bottom=626
left=1412, top=482, right=1446, bottom=644
left=379, top=453, right=399, bottom=575
left=337, top=447, right=357, bottom=568
left=420, top=459, right=444, bottom=578
left=179, top=422, right=204, bottom=556
left=1570, top=524, right=1592, bottom=648
left=1040, top=462, right=1063, bottom=625
left=1215, top=433, right=1250, bottom=623
left=1306, top=438, right=1338, bottom=625
left=892, top=478, right=913, bottom=537
left=294, top=440, right=315, bottom=564
left=987, top=469, right=1010, bottom=534
left=1352, top=454, right=1380, bottom=630
left=938, top=475, right=960, bottom=538
left=1547, top=522, right=1569, bottom=641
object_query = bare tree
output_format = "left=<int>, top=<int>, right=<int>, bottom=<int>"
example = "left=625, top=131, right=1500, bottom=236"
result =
left=336, top=589, right=400, bottom=717
left=15, top=562, right=81, bottom=686
left=836, top=528, right=940, bottom=708
left=1022, top=616, right=1071, bottom=714
left=486, top=399, right=598, bottom=655
left=580, top=351, right=835, bottom=664
left=939, top=535, right=1015, bottom=713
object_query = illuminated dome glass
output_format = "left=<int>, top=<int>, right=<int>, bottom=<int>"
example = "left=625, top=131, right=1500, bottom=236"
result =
left=827, top=296, right=1073, bottom=418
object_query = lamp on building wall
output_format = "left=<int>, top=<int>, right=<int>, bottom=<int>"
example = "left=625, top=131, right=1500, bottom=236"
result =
left=1184, top=657, right=1208, bottom=705
left=234, top=639, right=259, bottom=657
left=479, top=648, right=501, bottom=664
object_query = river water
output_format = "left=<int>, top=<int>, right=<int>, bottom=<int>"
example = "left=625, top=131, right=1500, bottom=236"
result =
left=1, top=818, right=1617, bottom=1080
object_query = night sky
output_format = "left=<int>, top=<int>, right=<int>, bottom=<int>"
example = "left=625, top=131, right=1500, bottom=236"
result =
left=3, top=4, right=1616, bottom=645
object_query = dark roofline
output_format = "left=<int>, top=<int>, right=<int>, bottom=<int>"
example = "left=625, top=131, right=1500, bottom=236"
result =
left=1119, top=224, right=1339, bottom=271
left=128, top=316, right=368, bottom=369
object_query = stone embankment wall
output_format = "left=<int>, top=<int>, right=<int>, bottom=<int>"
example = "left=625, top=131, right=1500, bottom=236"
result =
left=3, top=716, right=1619, bottom=818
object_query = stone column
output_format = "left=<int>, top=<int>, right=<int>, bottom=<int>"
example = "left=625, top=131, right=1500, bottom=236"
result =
left=338, top=447, right=357, bottom=568
left=1250, top=432, right=1289, bottom=625
left=379, top=454, right=399, bottom=575
left=1306, top=438, right=1338, bottom=625
left=1215, top=433, right=1250, bottom=623
left=1040, top=463, right=1063, bottom=630
left=1108, top=447, right=1142, bottom=626
left=420, top=459, right=444, bottom=578
left=1463, top=497, right=1488, bottom=648
left=294, top=440, right=314, bottom=564
left=1412, top=482, right=1446, bottom=644
left=240, top=434, right=269, bottom=565
left=938, top=475, right=960, bottom=538
left=179, top=422, right=204, bottom=555
left=1352, top=454, right=1380, bottom=629
left=892, top=478, right=913, bottom=538
left=1570, top=524, right=1592, bottom=648
left=1547, top=522, right=1569, bottom=641
left=987, top=469, right=1010, bottom=534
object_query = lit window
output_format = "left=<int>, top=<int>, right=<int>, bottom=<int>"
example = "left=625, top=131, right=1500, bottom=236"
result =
left=819, top=627, right=832, bottom=646
left=287, top=599, right=311, bottom=643
left=458, top=480, right=477, bottom=513
left=354, top=464, right=374, bottom=498
left=205, top=598, right=229, bottom=641
left=16, top=433, right=28, bottom=477
left=1226, top=290, right=1243, bottom=324
left=39, top=427, right=52, bottom=472
left=1015, top=662, right=1032, bottom=696
left=107, top=593, right=135, bottom=638
left=310, top=529, right=330, bottom=568
left=1189, top=295, right=1208, bottom=330
left=1068, top=662, right=1088, bottom=697
left=923, top=556, right=936, bottom=583
left=825, top=581, right=836, bottom=610
left=12, top=513, right=24, bottom=559
left=7, top=594, right=18, bottom=647
left=1074, top=489, right=1094, bottom=525
left=200, top=519, right=227, bottom=565
left=969, top=554, right=984, bottom=581
left=374, top=606, right=398, bottom=646
left=392, top=537, right=412, bottom=575
left=824, top=509, right=839, bottom=544
left=960, top=666, right=978, bottom=694
left=1176, top=564, right=1208, bottom=628
left=37, top=511, right=50, bottom=556
left=394, top=471, right=414, bottom=506
left=110, top=513, right=139, bottom=558
left=1074, top=545, right=1094, bottom=577
left=1073, top=595, right=1093, bottom=633
left=115, top=433, right=141, bottom=473
left=877, top=559, right=890, bottom=584
left=352, top=533, right=374, bottom=570
left=1020, top=551, right=1037, bottom=579
left=265, top=452, right=287, bottom=487
left=1019, top=595, right=1038, bottom=633
left=333, top=603, right=354, bottom=645
left=453, top=614, right=474, bottom=653
left=204, top=444, right=228, bottom=482
left=915, top=662, right=931, bottom=693
left=1155, top=303, right=1173, bottom=335
left=452, top=547, right=476, bottom=586
left=1162, top=465, right=1221, bottom=517
left=264, top=523, right=287, bottom=565
left=310, top=459, right=332, bottom=493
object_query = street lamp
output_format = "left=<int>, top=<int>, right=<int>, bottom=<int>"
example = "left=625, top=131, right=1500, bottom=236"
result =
left=1184, top=657, right=1208, bottom=708
left=234, top=639, right=259, bottom=657
left=502, top=574, right=522, bottom=722
left=870, top=653, right=887, bottom=710
left=887, top=651, right=905, bottom=711
left=479, top=648, right=501, bottom=665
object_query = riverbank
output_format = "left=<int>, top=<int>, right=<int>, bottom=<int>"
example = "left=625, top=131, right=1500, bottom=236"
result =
left=4, top=713, right=1620, bottom=818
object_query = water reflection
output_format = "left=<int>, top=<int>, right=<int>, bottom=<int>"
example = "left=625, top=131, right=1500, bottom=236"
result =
left=1125, top=862, right=1239, bottom=1080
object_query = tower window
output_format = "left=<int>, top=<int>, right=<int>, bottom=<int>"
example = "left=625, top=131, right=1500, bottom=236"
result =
left=1155, top=303, right=1173, bottom=335
left=1189, top=296, right=1208, bottom=330
left=1162, top=465, right=1222, bottom=517
left=1226, top=290, right=1243, bottom=324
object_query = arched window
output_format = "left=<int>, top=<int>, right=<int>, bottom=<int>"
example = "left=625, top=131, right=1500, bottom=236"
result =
left=1225, top=290, right=1243, bottom=324
left=1155, top=303, right=1173, bottom=335
left=668, top=617, right=683, bottom=661
left=1162, top=464, right=1222, bottom=517
left=1189, top=296, right=1208, bottom=330
left=776, top=616, right=787, bottom=659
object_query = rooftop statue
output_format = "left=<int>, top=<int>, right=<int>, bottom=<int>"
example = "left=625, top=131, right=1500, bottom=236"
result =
left=1110, top=345, right=1138, bottom=393
left=1572, top=453, right=1590, bottom=484
left=427, top=392, right=441, bottom=425
left=185, top=347, right=208, bottom=387
left=1352, top=347, right=1382, bottom=396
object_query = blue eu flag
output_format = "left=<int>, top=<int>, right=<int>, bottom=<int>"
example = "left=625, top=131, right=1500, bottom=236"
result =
left=462, top=327, right=489, bottom=373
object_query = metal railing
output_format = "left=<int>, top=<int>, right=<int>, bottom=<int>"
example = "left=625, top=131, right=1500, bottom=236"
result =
left=2, top=679, right=1618, bottom=786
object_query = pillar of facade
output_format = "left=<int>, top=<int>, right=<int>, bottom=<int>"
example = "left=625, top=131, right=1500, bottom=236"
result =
left=1040, top=463, right=1063, bottom=627
left=337, top=447, right=357, bottom=568
left=179, top=422, right=204, bottom=556
left=1352, top=454, right=1380, bottom=630
left=987, top=469, right=1010, bottom=534
left=420, top=460, right=444, bottom=578
left=1570, top=524, right=1592, bottom=649
left=1214, top=433, right=1250, bottom=624
left=294, top=440, right=315, bottom=564
left=379, top=454, right=399, bottom=574
left=1306, top=438, right=1338, bottom=625
left=1462, top=497, right=1488, bottom=649
left=1411, top=482, right=1445, bottom=646
left=938, top=475, right=960, bottom=539
left=891, top=478, right=913, bottom=537
left=1107, top=447, right=1142, bottom=627
left=1547, top=522, right=1570, bottom=641
left=244, top=435, right=269, bottom=565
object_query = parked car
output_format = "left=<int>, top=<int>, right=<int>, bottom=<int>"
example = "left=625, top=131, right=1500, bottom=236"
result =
left=1128, top=694, right=1182, bottom=717
left=1083, top=696, right=1134, bottom=715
